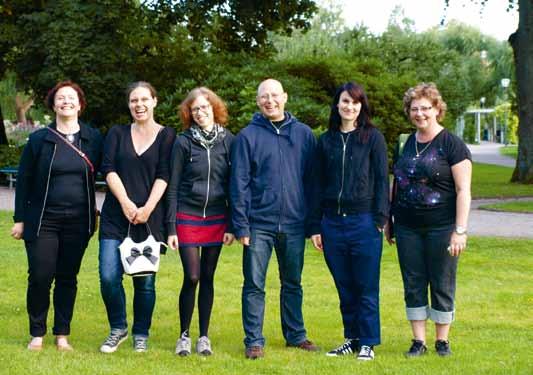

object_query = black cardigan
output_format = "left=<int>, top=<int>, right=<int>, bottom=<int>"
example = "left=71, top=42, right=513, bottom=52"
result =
left=14, top=122, right=103, bottom=241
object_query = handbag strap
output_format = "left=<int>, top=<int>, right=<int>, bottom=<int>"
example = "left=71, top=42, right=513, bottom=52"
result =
left=126, top=222, right=153, bottom=238
left=47, top=127, right=95, bottom=174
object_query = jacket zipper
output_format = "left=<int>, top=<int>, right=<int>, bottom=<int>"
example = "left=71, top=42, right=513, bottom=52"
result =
left=337, top=133, right=350, bottom=215
left=37, top=144, right=56, bottom=236
left=81, top=138, right=92, bottom=234
left=202, top=147, right=211, bottom=218
left=269, top=120, right=288, bottom=232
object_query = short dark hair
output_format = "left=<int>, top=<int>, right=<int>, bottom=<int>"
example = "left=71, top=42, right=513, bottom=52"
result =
left=45, top=80, right=87, bottom=113
left=126, top=81, right=157, bottom=102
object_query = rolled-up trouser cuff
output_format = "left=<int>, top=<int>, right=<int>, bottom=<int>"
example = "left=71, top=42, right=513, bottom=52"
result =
left=429, top=307, right=455, bottom=324
left=406, top=305, right=429, bottom=321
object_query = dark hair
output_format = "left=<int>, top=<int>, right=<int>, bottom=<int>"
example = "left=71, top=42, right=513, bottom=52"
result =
left=328, top=82, right=375, bottom=143
left=45, top=80, right=87, bottom=113
left=179, top=87, right=228, bottom=129
left=126, top=81, right=157, bottom=102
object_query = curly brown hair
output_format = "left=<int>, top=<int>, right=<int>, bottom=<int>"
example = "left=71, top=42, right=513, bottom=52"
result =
left=45, top=80, right=87, bottom=114
left=179, top=87, right=228, bottom=129
left=403, top=82, right=447, bottom=122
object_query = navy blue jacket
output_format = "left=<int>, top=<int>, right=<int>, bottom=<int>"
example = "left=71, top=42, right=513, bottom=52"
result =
left=230, top=112, right=316, bottom=238
left=308, top=127, right=389, bottom=235
left=14, top=122, right=103, bottom=241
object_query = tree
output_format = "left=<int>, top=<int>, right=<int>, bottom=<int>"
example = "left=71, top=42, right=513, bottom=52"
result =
left=445, top=0, right=532, bottom=183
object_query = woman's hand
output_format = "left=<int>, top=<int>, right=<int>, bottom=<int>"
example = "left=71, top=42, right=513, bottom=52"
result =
left=223, top=233, right=235, bottom=246
left=448, top=232, right=467, bottom=257
left=133, top=205, right=153, bottom=224
left=384, top=221, right=395, bottom=245
left=310, top=234, right=323, bottom=251
left=11, top=222, right=24, bottom=240
left=167, top=235, right=179, bottom=250
left=120, top=199, right=138, bottom=223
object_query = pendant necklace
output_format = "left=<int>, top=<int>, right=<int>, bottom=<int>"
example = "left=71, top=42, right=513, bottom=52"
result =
left=65, top=134, right=75, bottom=143
left=415, top=135, right=432, bottom=157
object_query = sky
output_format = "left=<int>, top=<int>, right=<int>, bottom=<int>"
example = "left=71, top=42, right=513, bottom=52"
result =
left=327, top=0, right=518, bottom=41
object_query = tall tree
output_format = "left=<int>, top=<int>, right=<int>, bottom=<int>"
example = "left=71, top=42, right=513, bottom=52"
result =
left=446, top=0, right=532, bottom=183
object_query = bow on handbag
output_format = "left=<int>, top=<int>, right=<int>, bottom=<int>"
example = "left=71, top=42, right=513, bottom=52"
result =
left=126, top=246, right=159, bottom=265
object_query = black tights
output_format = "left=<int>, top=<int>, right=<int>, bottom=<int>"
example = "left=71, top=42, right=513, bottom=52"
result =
left=178, top=246, right=222, bottom=337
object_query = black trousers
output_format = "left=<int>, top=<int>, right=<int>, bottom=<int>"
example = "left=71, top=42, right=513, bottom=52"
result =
left=24, top=210, right=90, bottom=336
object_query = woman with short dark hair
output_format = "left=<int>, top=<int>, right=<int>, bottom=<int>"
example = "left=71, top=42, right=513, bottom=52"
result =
left=98, top=81, right=175, bottom=354
left=310, top=82, right=389, bottom=361
left=12, top=80, right=102, bottom=351
left=166, top=87, right=234, bottom=356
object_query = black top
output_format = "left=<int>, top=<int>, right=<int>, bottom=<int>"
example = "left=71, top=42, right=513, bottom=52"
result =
left=392, top=129, right=471, bottom=228
left=45, top=131, right=87, bottom=214
left=14, top=122, right=103, bottom=241
left=100, top=124, right=176, bottom=242
left=308, top=126, right=390, bottom=235
left=165, top=128, right=234, bottom=234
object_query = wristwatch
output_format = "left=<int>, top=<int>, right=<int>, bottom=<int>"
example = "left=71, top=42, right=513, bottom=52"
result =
left=454, top=225, right=468, bottom=235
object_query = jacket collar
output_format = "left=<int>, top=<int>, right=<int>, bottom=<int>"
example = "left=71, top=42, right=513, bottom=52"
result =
left=45, top=120, right=90, bottom=142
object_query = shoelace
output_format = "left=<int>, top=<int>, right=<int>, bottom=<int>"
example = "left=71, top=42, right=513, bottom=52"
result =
left=104, top=332, right=124, bottom=346
left=134, top=338, right=147, bottom=350
left=197, top=337, right=211, bottom=353
left=359, top=345, right=372, bottom=357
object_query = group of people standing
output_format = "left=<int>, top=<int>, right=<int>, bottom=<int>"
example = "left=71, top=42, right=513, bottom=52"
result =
left=10, top=77, right=471, bottom=361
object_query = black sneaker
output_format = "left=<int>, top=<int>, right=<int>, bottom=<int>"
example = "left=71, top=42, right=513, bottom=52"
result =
left=435, top=340, right=452, bottom=356
left=326, top=339, right=359, bottom=357
left=404, top=339, right=427, bottom=358
left=100, top=329, right=128, bottom=353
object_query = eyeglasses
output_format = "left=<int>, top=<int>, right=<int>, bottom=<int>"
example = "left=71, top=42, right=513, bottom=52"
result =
left=191, top=104, right=211, bottom=113
left=258, top=93, right=283, bottom=102
left=410, top=106, right=433, bottom=113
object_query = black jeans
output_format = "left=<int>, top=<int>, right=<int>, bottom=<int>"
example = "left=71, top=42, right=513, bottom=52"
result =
left=24, top=210, right=90, bottom=336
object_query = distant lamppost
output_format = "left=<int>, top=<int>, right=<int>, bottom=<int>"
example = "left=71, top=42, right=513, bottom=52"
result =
left=480, top=97, right=486, bottom=108
left=501, top=78, right=510, bottom=145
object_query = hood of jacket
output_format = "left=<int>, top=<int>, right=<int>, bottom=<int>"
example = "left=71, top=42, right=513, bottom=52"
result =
left=249, top=112, right=298, bottom=145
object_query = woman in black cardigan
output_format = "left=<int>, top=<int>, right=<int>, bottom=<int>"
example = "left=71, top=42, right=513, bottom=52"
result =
left=11, top=80, right=102, bottom=351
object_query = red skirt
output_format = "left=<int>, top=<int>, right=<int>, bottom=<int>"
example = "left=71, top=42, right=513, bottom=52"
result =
left=176, top=213, right=227, bottom=247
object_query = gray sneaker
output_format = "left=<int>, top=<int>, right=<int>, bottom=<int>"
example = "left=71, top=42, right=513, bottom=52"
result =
left=133, top=336, right=148, bottom=352
left=196, top=336, right=213, bottom=356
left=100, top=329, right=128, bottom=353
left=175, top=333, right=191, bottom=356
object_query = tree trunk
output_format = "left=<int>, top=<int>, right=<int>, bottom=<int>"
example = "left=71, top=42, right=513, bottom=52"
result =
left=510, top=0, right=533, bottom=183
left=0, top=104, right=8, bottom=145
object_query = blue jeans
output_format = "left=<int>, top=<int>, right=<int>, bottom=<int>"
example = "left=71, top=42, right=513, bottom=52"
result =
left=242, top=229, right=307, bottom=348
left=99, top=239, right=156, bottom=337
left=321, top=212, right=383, bottom=346
left=395, top=224, right=457, bottom=324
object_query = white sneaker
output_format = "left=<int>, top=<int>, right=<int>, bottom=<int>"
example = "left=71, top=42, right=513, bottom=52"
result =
left=357, top=345, right=375, bottom=361
left=196, top=336, right=213, bottom=356
left=175, top=333, right=191, bottom=356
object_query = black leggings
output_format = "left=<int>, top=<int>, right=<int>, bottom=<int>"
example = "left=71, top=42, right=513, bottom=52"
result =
left=178, top=246, right=222, bottom=337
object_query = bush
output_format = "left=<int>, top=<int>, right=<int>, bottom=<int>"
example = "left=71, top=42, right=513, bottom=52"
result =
left=0, top=144, right=22, bottom=169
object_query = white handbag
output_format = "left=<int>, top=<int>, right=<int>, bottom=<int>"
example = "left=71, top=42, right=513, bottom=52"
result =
left=119, top=224, right=166, bottom=277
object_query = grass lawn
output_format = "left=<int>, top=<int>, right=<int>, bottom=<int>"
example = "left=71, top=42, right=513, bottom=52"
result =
left=1, top=211, right=532, bottom=374
left=499, top=145, right=518, bottom=159
left=478, top=200, right=533, bottom=213
left=472, top=163, right=533, bottom=198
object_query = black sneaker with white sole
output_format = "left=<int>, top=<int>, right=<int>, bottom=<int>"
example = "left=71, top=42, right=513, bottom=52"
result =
left=357, top=345, right=374, bottom=361
left=100, top=329, right=128, bottom=353
left=435, top=340, right=452, bottom=356
left=326, top=339, right=359, bottom=357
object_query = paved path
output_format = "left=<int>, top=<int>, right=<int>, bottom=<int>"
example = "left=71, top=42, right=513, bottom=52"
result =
left=2, top=142, right=531, bottom=238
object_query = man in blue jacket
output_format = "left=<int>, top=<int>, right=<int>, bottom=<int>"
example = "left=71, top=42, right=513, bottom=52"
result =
left=230, top=78, right=318, bottom=359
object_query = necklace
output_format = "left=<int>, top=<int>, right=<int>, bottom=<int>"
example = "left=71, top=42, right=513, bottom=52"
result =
left=65, top=134, right=75, bottom=143
left=415, top=136, right=433, bottom=157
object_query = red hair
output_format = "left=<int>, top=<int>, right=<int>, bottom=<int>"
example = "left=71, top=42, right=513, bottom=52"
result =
left=179, top=87, right=228, bottom=129
left=45, top=80, right=87, bottom=113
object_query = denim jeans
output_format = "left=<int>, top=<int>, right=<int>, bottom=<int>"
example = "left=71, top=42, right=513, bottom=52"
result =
left=99, top=239, right=156, bottom=337
left=242, top=228, right=307, bottom=348
left=321, top=212, right=383, bottom=346
left=25, top=211, right=90, bottom=336
left=395, top=224, right=458, bottom=324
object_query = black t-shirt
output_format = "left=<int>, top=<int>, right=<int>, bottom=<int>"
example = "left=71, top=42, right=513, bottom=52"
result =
left=392, top=129, right=471, bottom=228
left=45, top=131, right=88, bottom=214
left=99, top=125, right=176, bottom=241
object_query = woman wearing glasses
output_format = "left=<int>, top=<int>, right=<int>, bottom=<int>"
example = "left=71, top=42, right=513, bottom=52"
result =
left=166, top=87, right=234, bottom=356
left=386, top=83, right=471, bottom=357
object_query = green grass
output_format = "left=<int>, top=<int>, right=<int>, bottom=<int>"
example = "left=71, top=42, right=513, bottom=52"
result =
left=472, top=163, right=533, bottom=198
left=500, top=145, right=518, bottom=159
left=1, top=211, right=532, bottom=374
left=478, top=200, right=533, bottom=213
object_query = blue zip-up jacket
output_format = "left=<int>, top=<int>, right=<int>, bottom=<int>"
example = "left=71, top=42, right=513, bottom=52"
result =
left=230, top=112, right=316, bottom=238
